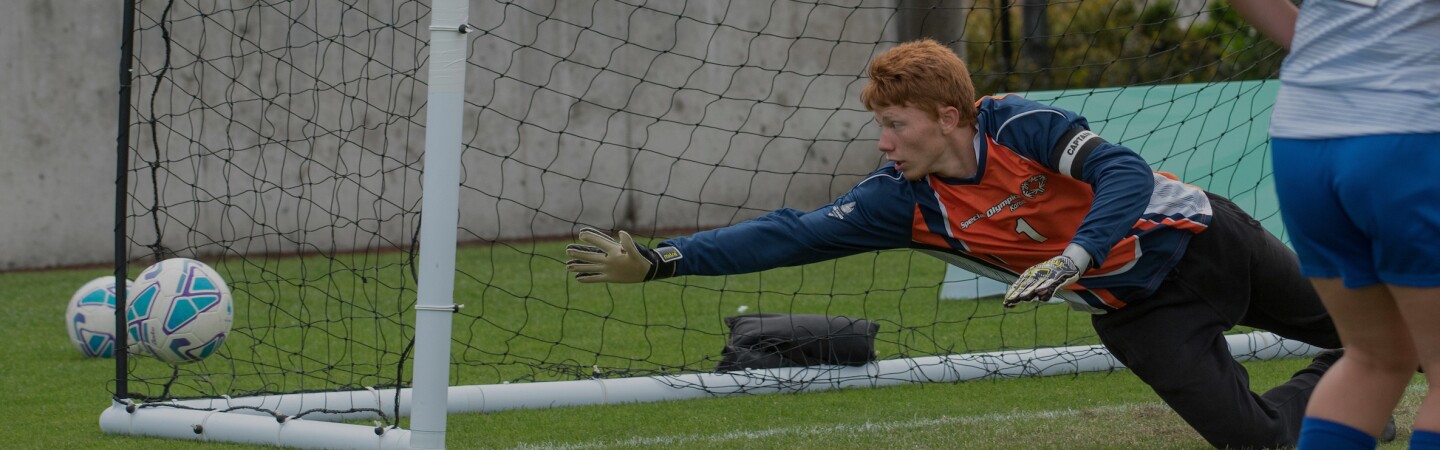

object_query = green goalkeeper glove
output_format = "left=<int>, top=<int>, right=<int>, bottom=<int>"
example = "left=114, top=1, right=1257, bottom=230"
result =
left=565, top=227, right=679, bottom=283
left=1003, top=254, right=1084, bottom=308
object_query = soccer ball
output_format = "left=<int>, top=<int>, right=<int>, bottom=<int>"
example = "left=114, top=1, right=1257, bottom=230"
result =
left=128, top=258, right=234, bottom=365
left=65, top=276, right=132, bottom=358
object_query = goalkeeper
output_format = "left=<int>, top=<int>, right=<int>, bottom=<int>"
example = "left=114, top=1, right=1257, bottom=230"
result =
left=568, top=39, right=1341, bottom=449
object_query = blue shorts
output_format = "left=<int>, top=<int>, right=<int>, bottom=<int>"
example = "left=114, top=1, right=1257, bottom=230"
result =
left=1272, top=133, right=1440, bottom=289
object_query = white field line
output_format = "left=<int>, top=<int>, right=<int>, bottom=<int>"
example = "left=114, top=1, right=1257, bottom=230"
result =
left=511, top=384, right=1430, bottom=450
left=510, top=403, right=1150, bottom=450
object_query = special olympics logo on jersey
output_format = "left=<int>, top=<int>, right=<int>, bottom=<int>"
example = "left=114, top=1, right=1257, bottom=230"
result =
left=1020, top=175, right=1047, bottom=199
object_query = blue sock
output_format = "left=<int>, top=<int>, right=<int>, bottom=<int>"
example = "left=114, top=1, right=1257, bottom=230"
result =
left=1299, top=416, right=1377, bottom=450
left=1413, top=428, right=1440, bottom=450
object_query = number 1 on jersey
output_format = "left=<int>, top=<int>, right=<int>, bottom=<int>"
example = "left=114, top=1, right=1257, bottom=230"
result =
left=1015, top=218, right=1049, bottom=242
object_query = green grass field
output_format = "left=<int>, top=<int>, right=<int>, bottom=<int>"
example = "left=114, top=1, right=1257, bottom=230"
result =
left=2, top=247, right=1426, bottom=449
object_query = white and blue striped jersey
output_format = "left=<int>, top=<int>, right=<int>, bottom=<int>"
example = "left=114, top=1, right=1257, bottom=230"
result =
left=1271, top=0, right=1440, bottom=139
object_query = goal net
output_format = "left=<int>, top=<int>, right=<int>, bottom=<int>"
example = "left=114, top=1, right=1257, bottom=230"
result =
left=106, top=0, right=1310, bottom=447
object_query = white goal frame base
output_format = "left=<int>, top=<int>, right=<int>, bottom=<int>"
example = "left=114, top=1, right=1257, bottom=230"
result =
left=98, top=331, right=1317, bottom=449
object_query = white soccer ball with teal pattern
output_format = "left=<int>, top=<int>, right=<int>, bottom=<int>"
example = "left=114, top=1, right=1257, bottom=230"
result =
left=127, top=258, right=234, bottom=365
left=65, top=276, right=133, bottom=358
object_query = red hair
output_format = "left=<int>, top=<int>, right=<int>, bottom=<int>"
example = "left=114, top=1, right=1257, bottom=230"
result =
left=861, top=39, right=977, bottom=126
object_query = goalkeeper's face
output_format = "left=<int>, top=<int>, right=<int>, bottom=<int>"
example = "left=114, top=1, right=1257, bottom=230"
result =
left=874, top=104, right=966, bottom=181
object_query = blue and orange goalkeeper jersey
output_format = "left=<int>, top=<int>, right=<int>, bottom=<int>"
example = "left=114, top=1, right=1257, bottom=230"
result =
left=660, top=95, right=1213, bottom=313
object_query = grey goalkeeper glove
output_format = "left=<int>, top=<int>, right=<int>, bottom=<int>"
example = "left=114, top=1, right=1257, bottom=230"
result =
left=565, top=227, right=679, bottom=283
left=1003, top=255, right=1084, bottom=308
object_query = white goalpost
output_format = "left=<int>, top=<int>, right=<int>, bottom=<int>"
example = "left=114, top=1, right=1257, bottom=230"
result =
left=99, top=332, right=1317, bottom=448
left=405, top=0, right=470, bottom=447
left=102, top=0, right=1305, bottom=448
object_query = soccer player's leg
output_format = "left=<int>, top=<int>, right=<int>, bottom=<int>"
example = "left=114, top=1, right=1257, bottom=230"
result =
left=1394, top=285, right=1440, bottom=443
left=1303, top=281, right=1415, bottom=442
left=1092, top=292, right=1294, bottom=449
left=1088, top=190, right=1327, bottom=448
left=1222, top=189, right=1339, bottom=349
left=1351, top=133, right=1440, bottom=440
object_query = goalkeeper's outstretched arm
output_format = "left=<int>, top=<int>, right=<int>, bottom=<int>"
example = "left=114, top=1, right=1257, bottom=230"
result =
left=565, top=170, right=917, bottom=283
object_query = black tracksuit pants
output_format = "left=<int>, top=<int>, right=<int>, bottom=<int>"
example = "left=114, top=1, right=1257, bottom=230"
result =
left=1091, top=193, right=1341, bottom=449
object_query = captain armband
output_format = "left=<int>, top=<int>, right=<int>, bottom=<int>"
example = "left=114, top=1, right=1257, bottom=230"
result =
left=1050, top=128, right=1107, bottom=179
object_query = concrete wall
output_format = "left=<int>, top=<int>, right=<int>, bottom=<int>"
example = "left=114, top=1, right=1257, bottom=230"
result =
left=120, top=0, right=433, bottom=265
left=460, top=0, right=899, bottom=242
left=4, top=0, right=941, bottom=270
left=1, top=0, right=125, bottom=270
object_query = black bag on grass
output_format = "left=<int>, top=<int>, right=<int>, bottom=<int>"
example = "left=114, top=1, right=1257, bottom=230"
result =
left=715, top=313, right=879, bottom=372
